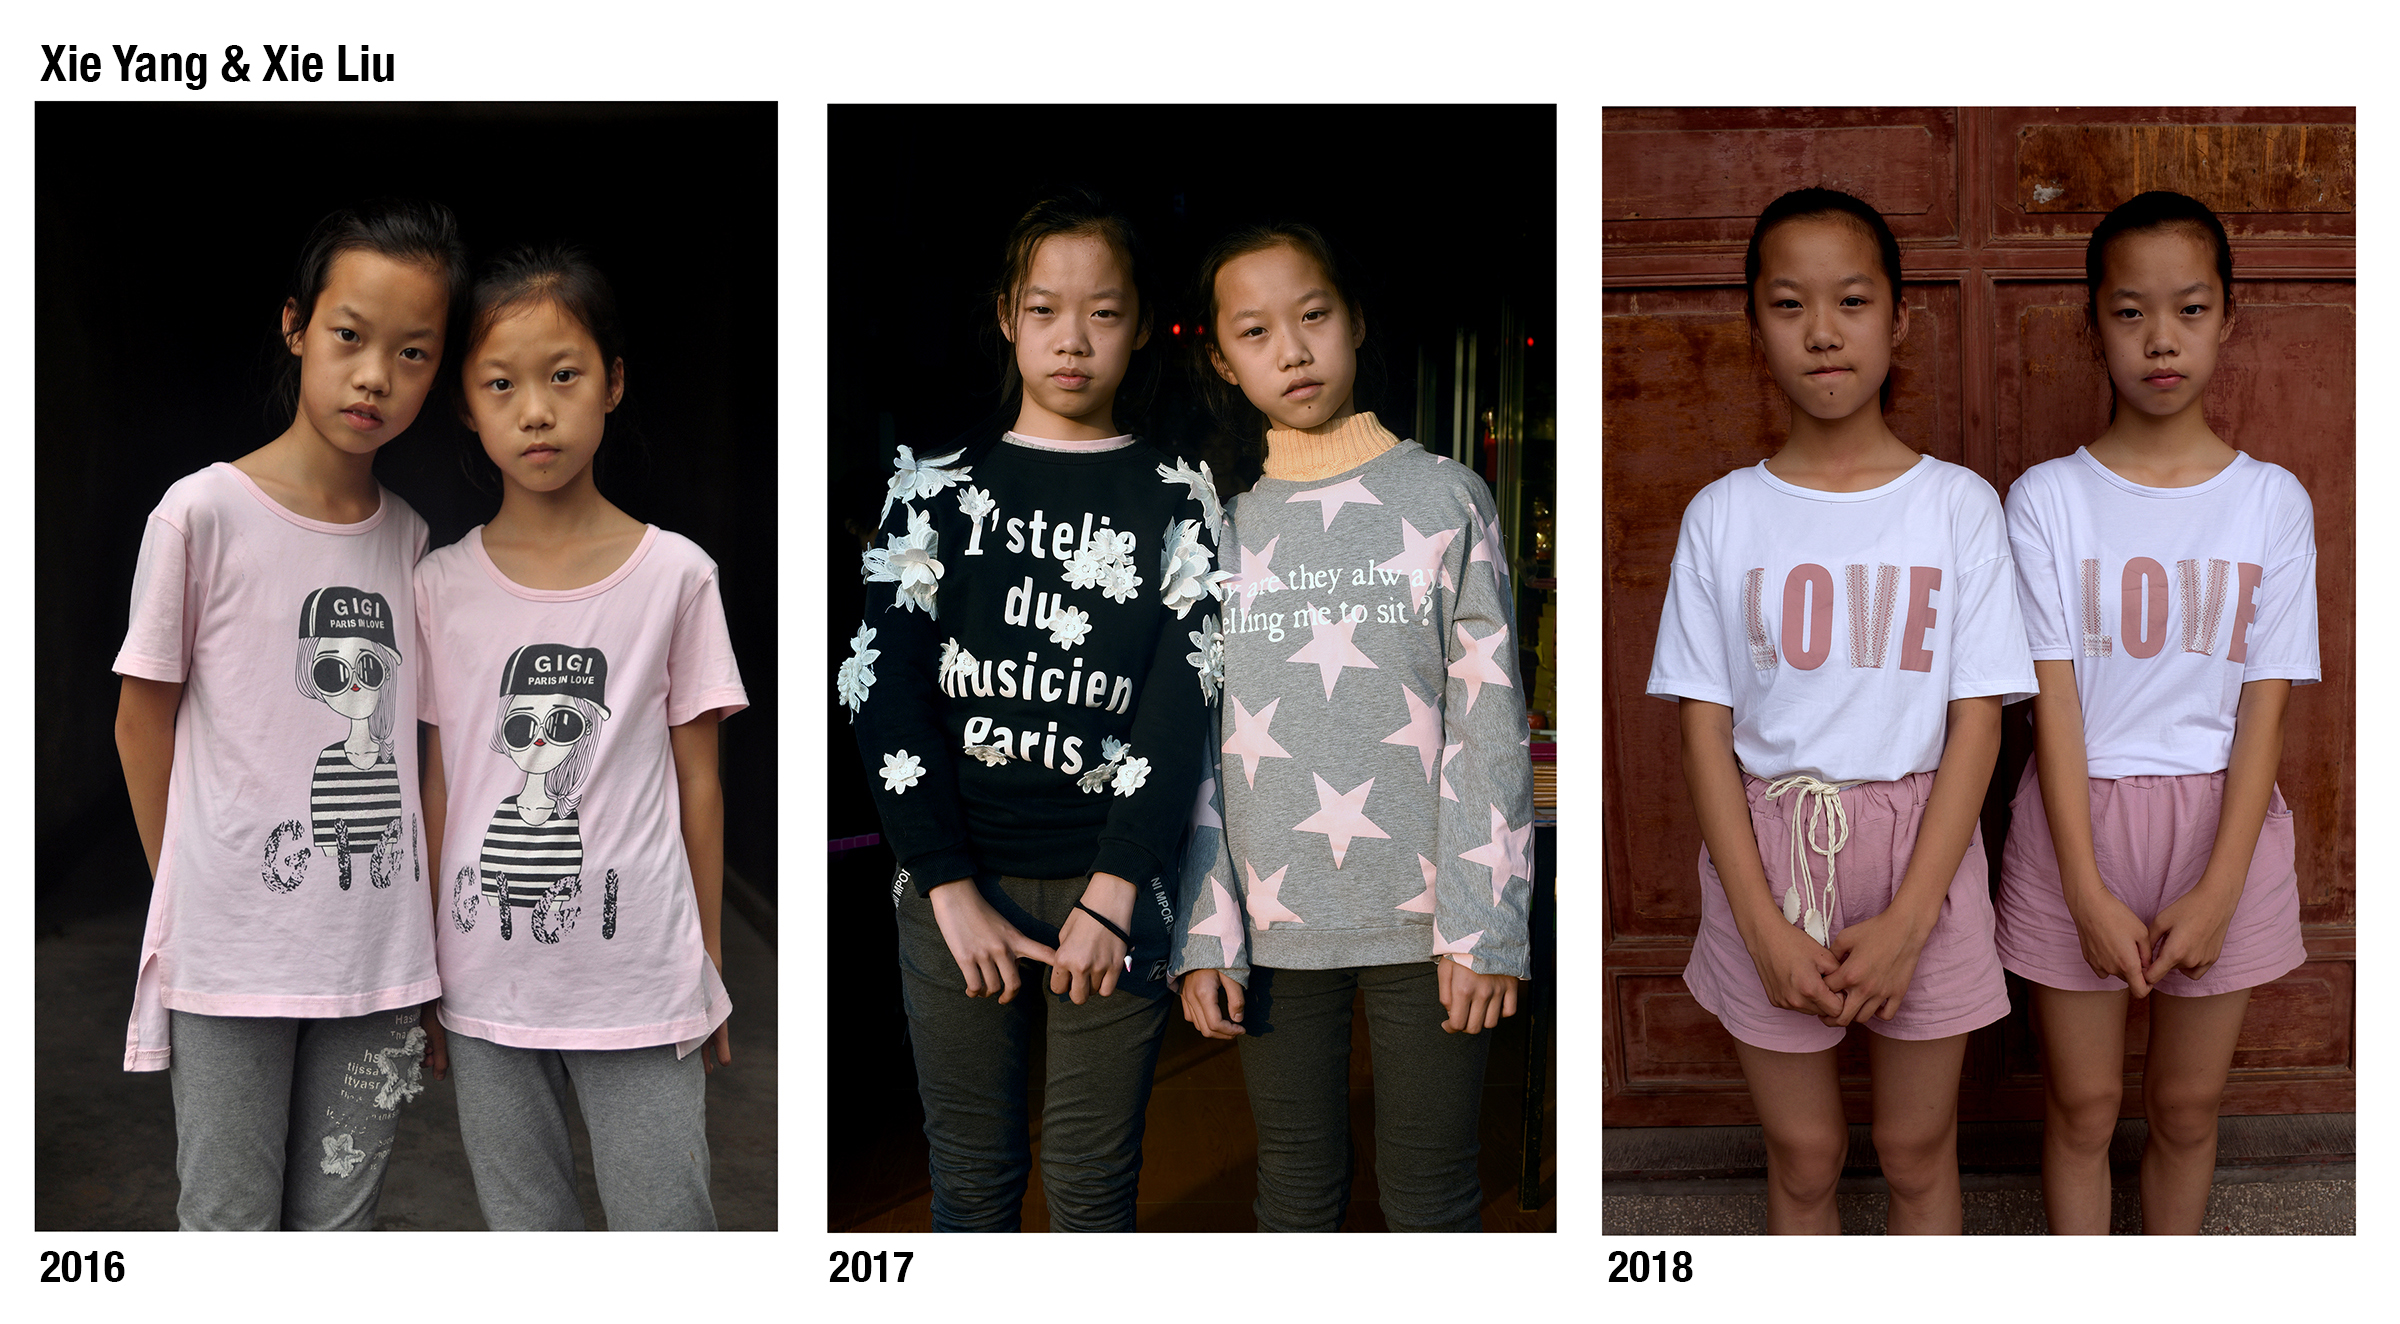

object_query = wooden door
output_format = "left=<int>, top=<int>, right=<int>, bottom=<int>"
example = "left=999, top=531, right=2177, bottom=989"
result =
left=1601, top=107, right=2354, bottom=1125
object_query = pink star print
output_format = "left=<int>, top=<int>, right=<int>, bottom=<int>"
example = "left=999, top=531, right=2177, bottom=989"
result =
left=1397, top=854, right=1437, bottom=913
left=1191, top=773, right=1223, bottom=832
left=1431, top=921, right=1484, bottom=970
left=1244, top=859, right=1303, bottom=929
left=1438, top=742, right=1463, bottom=802
left=1189, top=875, right=1247, bottom=967
left=1381, top=685, right=1445, bottom=781
left=1230, top=536, right=1285, bottom=615
left=1288, top=606, right=1379, bottom=698
left=1447, top=622, right=1513, bottom=715
left=1222, top=694, right=1292, bottom=788
left=1286, top=475, right=1383, bottom=530
left=1468, top=511, right=1510, bottom=585
left=1293, top=774, right=1389, bottom=869
left=1373, top=519, right=1458, bottom=611
left=1458, top=805, right=1534, bottom=907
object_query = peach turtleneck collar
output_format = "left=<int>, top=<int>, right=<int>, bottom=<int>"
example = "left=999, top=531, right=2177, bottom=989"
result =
left=1262, top=410, right=1398, bottom=482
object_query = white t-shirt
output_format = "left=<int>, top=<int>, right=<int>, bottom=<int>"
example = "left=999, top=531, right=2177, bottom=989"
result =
left=417, top=525, right=747, bottom=1055
left=2005, top=448, right=2319, bottom=778
left=1648, top=456, right=2038, bottom=783
left=113, top=463, right=438, bottom=1070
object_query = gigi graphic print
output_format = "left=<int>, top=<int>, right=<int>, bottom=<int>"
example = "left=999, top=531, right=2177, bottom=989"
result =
left=263, top=587, right=416, bottom=894
left=452, top=643, right=620, bottom=944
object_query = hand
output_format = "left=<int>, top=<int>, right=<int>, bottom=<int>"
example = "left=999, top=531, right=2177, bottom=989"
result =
left=1050, top=872, right=1135, bottom=1004
left=2066, top=887, right=2156, bottom=998
left=927, top=879, right=1059, bottom=1002
left=1742, top=917, right=1847, bottom=1019
left=702, top=1018, right=733, bottom=1074
left=1437, top=957, right=1521, bottom=1033
left=1824, top=906, right=1932, bottom=1027
left=1179, top=967, right=1247, bottom=1039
left=418, top=1003, right=448, bottom=1082
left=2144, top=886, right=2239, bottom=987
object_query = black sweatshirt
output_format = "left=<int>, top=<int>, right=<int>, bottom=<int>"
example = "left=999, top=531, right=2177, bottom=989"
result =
left=846, top=431, right=1224, bottom=894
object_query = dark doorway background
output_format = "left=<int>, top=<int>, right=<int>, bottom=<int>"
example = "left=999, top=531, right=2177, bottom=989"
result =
left=827, top=104, right=1557, bottom=1227
left=36, top=102, right=780, bottom=929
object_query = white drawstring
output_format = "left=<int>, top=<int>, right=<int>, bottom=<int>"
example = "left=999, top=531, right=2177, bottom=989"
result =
left=1761, top=773, right=1863, bottom=946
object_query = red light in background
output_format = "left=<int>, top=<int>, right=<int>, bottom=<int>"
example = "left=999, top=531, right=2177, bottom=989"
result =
left=1526, top=336, right=1535, bottom=347
left=1172, top=323, right=1182, bottom=335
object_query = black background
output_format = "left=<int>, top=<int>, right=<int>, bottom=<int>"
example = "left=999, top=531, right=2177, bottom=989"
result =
left=36, top=102, right=779, bottom=926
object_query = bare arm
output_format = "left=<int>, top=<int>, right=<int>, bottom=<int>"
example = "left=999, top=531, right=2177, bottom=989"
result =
left=2143, top=678, right=2290, bottom=985
left=115, top=676, right=182, bottom=877
left=2030, top=657, right=2154, bottom=994
left=417, top=722, right=452, bottom=1079
left=669, top=712, right=725, bottom=974
left=1679, top=698, right=1844, bottom=1018
left=2200, top=679, right=2289, bottom=896
left=1822, top=695, right=1999, bottom=1023
left=1890, top=695, right=2001, bottom=924
left=421, top=724, right=448, bottom=919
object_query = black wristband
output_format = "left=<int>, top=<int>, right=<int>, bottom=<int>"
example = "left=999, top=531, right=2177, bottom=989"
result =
left=1073, top=900, right=1133, bottom=946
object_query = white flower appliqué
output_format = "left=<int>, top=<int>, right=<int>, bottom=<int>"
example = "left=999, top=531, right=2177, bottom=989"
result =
left=861, top=507, right=944, bottom=617
left=1186, top=614, right=1224, bottom=702
left=880, top=445, right=971, bottom=524
left=1112, top=755, right=1151, bottom=797
left=1156, top=456, right=1225, bottom=544
left=1063, top=528, right=1143, bottom=603
left=962, top=739, right=1010, bottom=767
left=956, top=484, right=996, bottom=526
left=1157, top=517, right=1229, bottom=618
left=881, top=750, right=926, bottom=794
left=1048, top=603, right=1094, bottom=649
left=837, top=622, right=881, bottom=719
left=1077, top=736, right=1131, bottom=794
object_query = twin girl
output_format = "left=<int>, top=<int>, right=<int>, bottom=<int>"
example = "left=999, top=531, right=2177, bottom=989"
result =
left=1648, top=187, right=2316, bottom=1234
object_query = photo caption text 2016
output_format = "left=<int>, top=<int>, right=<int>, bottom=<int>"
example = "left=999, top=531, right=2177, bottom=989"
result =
left=38, top=1251, right=126, bottom=1284
left=829, top=1250, right=914, bottom=1283
left=1607, top=1250, right=1692, bottom=1283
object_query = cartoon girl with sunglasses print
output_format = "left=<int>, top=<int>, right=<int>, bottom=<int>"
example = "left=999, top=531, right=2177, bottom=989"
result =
left=290, top=586, right=409, bottom=891
left=460, top=643, right=613, bottom=943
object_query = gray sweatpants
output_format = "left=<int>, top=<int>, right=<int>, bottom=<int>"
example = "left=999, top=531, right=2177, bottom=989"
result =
left=1235, top=962, right=1493, bottom=1232
left=447, top=1030, right=715, bottom=1230
left=167, top=1007, right=428, bottom=1231
left=895, top=873, right=1172, bottom=1232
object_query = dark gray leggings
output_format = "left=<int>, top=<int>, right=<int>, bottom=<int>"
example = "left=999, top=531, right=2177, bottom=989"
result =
left=1236, top=962, right=1492, bottom=1232
left=167, top=1007, right=426, bottom=1231
left=895, top=873, right=1170, bottom=1232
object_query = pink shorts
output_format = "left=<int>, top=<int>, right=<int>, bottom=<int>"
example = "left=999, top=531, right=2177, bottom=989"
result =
left=1682, top=770, right=2012, bottom=1054
left=1995, top=760, right=2304, bottom=997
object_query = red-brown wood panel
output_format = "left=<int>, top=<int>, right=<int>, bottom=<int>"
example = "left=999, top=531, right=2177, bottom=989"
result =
left=1603, top=107, right=2354, bottom=1128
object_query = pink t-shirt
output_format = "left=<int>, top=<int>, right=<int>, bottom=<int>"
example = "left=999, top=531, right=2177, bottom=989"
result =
left=114, top=463, right=439, bottom=1071
left=417, top=525, right=747, bottom=1055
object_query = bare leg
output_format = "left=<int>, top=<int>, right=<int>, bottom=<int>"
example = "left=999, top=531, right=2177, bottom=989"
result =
left=2031, top=985, right=2130, bottom=1235
left=1864, top=1032, right=1969, bottom=1234
left=1731, top=1040, right=1845, bottom=1235
left=2139, top=988, right=2250, bottom=1235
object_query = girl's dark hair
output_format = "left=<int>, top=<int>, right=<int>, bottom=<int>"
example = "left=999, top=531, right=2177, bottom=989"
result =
left=1743, top=187, right=1906, bottom=412
left=2083, top=191, right=2234, bottom=422
left=988, top=189, right=1157, bottom=427
left=270, top=199, right=470, bottom=425
left=2084, top=189, right=2236, bottom=327
left=1190, top=221, right=1385, bottom=449
left=456, top=243, right=644, bottom=494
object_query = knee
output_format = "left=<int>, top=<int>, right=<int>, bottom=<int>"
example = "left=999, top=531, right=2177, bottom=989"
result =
left=2046, top=1077, right=2124, bottom=1155
left=1762, top=1120, right=1848, bottom=1204
left=1871, top=1115, right=1958, bottom=1198
left=2145, top=1086, right=2225, bottom=1151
